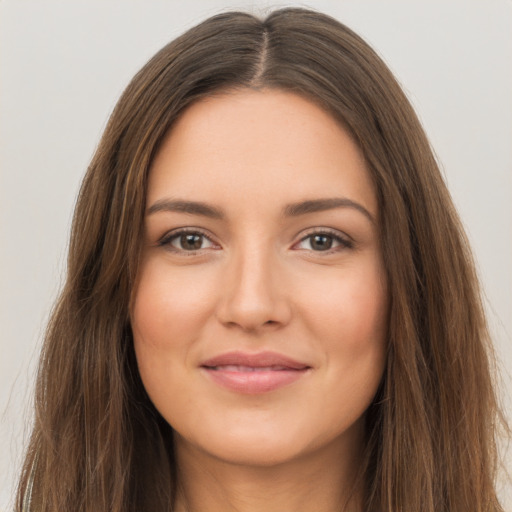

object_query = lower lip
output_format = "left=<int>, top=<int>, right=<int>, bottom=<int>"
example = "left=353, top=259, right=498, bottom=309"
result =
left=201, top=367, right=309, bottom=394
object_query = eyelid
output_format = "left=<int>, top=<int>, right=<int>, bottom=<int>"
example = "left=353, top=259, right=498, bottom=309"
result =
left=157, top=227, right=220, bottom=253
left=292, top=227, right=354, bottom=252
left=296, top=226, right=354, bottom=242
left=156, top=226, right=353, bottom=254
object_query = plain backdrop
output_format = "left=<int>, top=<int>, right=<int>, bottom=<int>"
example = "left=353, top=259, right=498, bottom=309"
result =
left=1, top=1, right=511, bottom=510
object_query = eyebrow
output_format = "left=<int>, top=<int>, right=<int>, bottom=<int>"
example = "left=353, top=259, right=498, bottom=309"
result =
left=282, top=197, right=374, bottom=223
left=147, top=197, right=374, bottom=223
left=147, top=199, right=224, bottom=219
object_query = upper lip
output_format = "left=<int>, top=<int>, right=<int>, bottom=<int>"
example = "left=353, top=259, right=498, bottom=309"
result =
left=200, top=351, right=310, bottom=370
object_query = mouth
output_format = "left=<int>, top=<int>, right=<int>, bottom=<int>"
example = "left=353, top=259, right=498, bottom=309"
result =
left=200, top=351, right=311, bottom=394
left=204, top=364, right=300, bottom=372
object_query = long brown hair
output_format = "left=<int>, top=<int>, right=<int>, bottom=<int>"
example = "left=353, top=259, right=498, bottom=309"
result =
left=16, top=8, right=508, bottom=511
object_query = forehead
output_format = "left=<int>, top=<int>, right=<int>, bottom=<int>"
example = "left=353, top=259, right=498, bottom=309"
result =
left=148, top=89, right=377, bottom=218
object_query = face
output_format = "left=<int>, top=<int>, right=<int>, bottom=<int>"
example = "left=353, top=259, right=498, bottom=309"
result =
left=131, top=89, right=388, bottom=468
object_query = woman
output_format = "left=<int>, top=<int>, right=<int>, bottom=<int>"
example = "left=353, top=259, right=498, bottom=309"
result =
left=15, top=7, right=508, bottom=512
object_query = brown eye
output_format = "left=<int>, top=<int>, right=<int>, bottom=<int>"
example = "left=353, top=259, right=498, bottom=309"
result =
left=309, top=234, right=334, bottom=251
left=295, top=230, right=352, bottom=252
left=159, top=230, right=216, bottom=252
left=176, top=233, right=205, bottom=250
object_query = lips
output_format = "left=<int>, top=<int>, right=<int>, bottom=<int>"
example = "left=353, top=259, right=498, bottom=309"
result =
left=201, top=351, right=310, bottom=370
left=200, top=351, right=311, bottom=394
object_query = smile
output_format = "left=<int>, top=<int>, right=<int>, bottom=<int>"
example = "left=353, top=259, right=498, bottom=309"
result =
left=200, top=351, right=311, bottom=394
left=206, top=365, right=295, bottom=372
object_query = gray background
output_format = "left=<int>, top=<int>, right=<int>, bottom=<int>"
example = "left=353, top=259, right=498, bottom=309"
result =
left=1, top=1, right=511, bottom=510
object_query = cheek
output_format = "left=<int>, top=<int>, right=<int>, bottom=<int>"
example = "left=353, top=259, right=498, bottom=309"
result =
left=298, top=259, right=388, bottom=393
left=300, top=259, right=387, bottom=343
left=130, top=258, right=218, bottom=408
left=131, top=257, right=215, bottom=350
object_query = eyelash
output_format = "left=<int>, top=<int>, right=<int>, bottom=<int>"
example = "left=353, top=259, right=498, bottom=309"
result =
left=158, top=228, right=217, bottom=254
left=296, top=228, right=353, bottom=253
left=157, top=227, right=353, bottom=255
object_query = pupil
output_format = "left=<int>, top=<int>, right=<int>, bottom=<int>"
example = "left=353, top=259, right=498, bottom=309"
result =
left=311, top=234, right=332, bottom=251
left=181, top=234, right=202, bottom=250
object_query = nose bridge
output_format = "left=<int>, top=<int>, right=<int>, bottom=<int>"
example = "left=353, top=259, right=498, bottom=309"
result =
left=217, top=237, right=290, bottom=331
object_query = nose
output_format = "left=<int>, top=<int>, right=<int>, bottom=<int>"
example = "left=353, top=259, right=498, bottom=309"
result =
left=215, top=245, right=292, bottom=333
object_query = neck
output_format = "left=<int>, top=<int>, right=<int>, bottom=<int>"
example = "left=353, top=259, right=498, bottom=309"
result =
left=173, top=430, right=365, bottom=512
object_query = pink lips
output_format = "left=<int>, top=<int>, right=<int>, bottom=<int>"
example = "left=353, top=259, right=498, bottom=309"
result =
left=200, top=351, right=311, bottom=394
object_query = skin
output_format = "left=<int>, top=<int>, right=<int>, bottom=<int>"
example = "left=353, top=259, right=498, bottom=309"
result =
left=131, top=89, right=388, bottom=512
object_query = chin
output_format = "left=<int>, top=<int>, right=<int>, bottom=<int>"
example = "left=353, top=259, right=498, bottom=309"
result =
left=197, top=437, right=308, bottom=468
left=175, top=418, right=358, bottom=469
